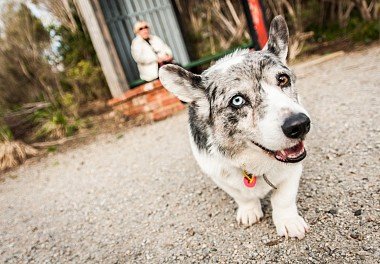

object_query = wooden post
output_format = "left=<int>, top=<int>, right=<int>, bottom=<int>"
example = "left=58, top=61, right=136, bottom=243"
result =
left=74, top=0, right=129, bottom=98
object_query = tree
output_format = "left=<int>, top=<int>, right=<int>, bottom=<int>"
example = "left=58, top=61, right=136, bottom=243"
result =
left=174, top=0, right=251, bottom=60
left=34, top=0, right=110, bottom=101
left=0, top=2, right=60, bottom=109
left=264, top=0, right=379, bottom=60
left=32, top=0, right=78, bottom=32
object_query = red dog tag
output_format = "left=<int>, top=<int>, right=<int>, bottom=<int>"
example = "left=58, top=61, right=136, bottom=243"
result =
left=243, top=170, right=257, bottom=188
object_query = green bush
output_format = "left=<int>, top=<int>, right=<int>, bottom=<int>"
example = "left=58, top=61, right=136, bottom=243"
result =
left=349, top=19, right=380, bottom=43
left=0, top=124, right=13, bottom=142
left=51, top=9, right=111, bottom=101
left=32, top=107, right=78, bottom=140
left=66, top=60, right=109, bottom=101
left=308, top=17, right=379, bottom=44
left=59, top=92, right=79, bottom=118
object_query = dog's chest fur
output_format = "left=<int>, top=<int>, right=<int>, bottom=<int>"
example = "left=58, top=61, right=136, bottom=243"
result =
left=188, top=123, right=302, bottom=200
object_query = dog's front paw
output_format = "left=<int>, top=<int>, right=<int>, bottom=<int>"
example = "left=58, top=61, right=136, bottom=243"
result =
left=273, top=214, right=309, bottom=239
left=236, top=204, right=263, bottom=226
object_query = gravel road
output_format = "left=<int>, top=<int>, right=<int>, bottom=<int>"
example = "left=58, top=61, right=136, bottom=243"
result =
left=1, top=46, right=379, bottom=263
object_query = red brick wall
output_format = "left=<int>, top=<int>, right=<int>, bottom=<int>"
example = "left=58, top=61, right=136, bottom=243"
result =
left=108, top=80, right=185, bottom=121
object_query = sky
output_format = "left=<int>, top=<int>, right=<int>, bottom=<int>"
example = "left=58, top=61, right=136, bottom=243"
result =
left=0, top=0, right=62, bottom=67
left=0, top=0, right=61, bottom=48
left=26, top=1, right=58, bottom=27
left=0, top=0, right=58, bottom=28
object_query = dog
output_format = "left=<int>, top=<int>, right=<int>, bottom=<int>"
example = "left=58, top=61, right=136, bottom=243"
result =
left=159, top=16, right=310, bottom=239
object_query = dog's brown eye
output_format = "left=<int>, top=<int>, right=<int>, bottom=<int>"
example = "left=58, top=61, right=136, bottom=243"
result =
left=277, top=74, right=290, bottom=88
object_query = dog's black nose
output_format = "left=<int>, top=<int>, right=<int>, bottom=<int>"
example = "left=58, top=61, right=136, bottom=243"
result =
left=281, top=113, right=311, bottom=139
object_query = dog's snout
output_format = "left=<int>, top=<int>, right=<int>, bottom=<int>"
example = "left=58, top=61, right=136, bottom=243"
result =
left=281, top=113, right=310, bottom=139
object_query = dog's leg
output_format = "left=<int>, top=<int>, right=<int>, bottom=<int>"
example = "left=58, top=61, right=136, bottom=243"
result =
left=271, top=167, right=309, bottom=239
left=211, top=169, right=263, bottom=226
left=235, top=198, right=263, bottom=226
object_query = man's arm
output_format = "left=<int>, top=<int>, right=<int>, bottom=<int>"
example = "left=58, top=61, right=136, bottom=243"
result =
left=153, top=36, right=173, bottom=58
left=131, top=39, right=158, bottom=65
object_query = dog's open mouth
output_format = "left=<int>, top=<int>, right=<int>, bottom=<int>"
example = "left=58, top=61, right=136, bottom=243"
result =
left=252, top=141, right=306, bottom=163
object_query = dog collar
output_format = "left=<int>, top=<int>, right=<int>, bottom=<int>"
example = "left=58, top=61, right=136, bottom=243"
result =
left=242, top=170, right=277, bottom=189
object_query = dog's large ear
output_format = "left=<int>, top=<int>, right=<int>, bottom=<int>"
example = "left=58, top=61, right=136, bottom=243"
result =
left=159, top=64, right=205, bottom=103
left=263, top=15, right=289, bottom=63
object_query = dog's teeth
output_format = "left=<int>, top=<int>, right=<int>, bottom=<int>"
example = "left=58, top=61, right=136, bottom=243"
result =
left=280, top=150, right=286, bottom=156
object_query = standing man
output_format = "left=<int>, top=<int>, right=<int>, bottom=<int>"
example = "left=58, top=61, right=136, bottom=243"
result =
left=131, top=21, right=173, bottom=81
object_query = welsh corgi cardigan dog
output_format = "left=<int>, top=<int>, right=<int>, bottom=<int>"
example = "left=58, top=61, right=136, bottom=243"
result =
left=159, top=16, right=311, bottom=239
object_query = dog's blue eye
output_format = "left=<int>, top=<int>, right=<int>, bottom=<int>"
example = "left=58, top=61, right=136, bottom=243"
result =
left=230, top=95, right=246, bottom=108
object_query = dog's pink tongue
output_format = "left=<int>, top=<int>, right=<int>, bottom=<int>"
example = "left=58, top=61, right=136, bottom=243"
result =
left=275, top=142, right=304, bottom=160
left=275, top=150, right=287, bottom=161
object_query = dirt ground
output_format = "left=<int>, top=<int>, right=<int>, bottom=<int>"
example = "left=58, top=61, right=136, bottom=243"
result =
left=1, top=45, right=379, bottom=263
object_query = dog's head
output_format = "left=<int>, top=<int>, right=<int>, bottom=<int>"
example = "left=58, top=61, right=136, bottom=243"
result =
left=159, top=16, right=310, bottom=164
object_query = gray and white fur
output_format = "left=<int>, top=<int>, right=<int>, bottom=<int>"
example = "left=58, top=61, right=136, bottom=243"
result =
left=159, top=16, right=311, bottom=239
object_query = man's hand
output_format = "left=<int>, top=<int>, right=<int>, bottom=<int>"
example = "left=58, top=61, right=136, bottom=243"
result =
left=158, top=54, right=172, bottom=64
left=157, top=56, right=164, bottom=64
left=163, top=54, right=172, bottom=62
